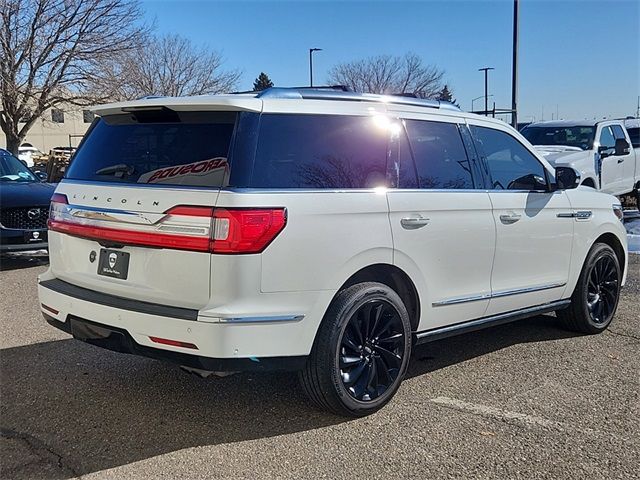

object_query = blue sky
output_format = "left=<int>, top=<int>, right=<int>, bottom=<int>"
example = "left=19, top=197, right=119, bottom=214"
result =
left=142, top=0, right=639, bottom=121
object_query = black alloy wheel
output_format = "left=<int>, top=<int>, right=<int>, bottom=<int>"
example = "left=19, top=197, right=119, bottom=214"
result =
left=557, top=242, right=621, bottom=334
left=299, top=282, right=412, bottom=417
left=586, top=254, right=619, bottom=325
left=338, top=299, right=406, bottom=402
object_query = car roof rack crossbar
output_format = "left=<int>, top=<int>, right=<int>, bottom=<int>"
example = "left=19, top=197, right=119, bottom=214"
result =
left=256, top=87, right=460, bottom=111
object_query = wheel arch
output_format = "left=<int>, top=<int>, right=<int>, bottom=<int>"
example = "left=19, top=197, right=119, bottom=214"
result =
left=336, top=264, right=421, bottom=331
left=594, top=232, right=626, bottom=279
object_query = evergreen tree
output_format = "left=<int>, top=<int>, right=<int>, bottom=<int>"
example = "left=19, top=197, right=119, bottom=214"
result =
left=437, top=85, right=458, bottom=106
left=253, top=72, right=274, bottom=91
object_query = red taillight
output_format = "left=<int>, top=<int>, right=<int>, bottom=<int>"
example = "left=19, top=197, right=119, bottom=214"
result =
left=51, top=193, right=68, bottom=204
left=149, top=336, right=198, bottom=349
left=211, top=208, right=287, bottom=254
left=47, top=220, right=212, bottom=251
left=47, top=199, right=286, bottom=254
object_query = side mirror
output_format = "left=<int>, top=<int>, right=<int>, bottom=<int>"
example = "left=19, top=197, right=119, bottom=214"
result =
left=555, top=166, right=580, bottom=190
left=614, top=138, right=630, bottom=156
left=598, top=145, right=612, bottom=159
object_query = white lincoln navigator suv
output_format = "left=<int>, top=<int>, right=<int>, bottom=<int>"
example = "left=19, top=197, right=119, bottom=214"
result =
left=39, top=87, right=628, bottom=416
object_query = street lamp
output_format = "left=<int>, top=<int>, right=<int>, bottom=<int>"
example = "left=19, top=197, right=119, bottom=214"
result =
left=478, top=67, right=495, bottom=114
left=471, top=94, right=494, bottom=112
left=309, top=48, right=322, bottom=87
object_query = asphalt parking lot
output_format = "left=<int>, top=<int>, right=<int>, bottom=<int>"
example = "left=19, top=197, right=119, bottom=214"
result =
left=1, top=253, right=638, bottom=479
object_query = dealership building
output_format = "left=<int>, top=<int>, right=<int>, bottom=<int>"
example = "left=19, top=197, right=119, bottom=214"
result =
left=6, top=106, right=93, bottom=153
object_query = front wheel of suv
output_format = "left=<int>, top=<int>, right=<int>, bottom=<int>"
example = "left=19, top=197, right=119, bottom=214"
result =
left=557, top=242, right=621, bottom=334
left=299, top=282, right=412, bottom=417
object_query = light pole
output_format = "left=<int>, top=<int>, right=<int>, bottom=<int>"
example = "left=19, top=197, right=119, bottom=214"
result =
left=471, top=94, right=493, bottom=112
left=511, top=0, right=519, bottom=128
left=309, top=48, right=322, bottom=87
left=478, top=67, right=494, bottom=114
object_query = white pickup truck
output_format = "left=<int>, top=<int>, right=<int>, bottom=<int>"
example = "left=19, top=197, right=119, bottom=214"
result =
left=521, top=119, right=640, bottom=203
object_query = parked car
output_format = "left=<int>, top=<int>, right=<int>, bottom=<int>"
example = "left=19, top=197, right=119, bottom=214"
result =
left=521, top=120, right=640, bottom=204
left=38, top=88, right=628, bottom=416
left=0, top=148, right=55, bottom=252
left=18, top=144, right=44, bottom=168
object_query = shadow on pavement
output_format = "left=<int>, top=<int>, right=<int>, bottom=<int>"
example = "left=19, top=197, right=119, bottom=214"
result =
left=0, top=313, right=576, bottom=478
left=0, top=251, right=49, bottom=271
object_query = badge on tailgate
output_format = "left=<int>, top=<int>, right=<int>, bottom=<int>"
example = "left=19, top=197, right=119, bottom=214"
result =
left=97, top=249, right=130, bottom=280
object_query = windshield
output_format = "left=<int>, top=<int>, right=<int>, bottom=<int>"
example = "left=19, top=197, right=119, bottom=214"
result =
left=0, top=150, right=39, bottom=182
left=521, top=126, right=596, bottom=151
left=66, top=111, right=237, bottom=187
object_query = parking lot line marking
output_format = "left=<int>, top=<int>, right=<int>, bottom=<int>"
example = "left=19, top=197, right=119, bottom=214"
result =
left=430, top=396, right=576, bottom=432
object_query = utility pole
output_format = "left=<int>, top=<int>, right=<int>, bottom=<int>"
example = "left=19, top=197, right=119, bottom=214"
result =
left=478, top=67, right=494, bottom=115
left=309, top=48, right=322, bottom=87
left=511, top=0, right=519, bottom=128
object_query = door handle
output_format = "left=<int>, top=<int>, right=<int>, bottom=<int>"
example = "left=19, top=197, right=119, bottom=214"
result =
left=400, top=216, right=430, bottom=229
left=617, top=157, right=625, bottom=163
left=499, top=213, right=522, bottom=224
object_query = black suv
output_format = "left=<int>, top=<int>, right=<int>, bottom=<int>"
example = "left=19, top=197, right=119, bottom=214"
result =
left=0, top=148, right=55, bottom=252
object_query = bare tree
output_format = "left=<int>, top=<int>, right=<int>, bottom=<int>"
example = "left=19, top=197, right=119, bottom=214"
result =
left=92, top=33, right=241, bottom=101
left=328, top=53, right=445, bottom=98
left=0, top=0, right=148, bottom=153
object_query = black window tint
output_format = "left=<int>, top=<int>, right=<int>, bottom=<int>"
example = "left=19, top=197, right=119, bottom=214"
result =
left=471, top=126, right=547, bottom=191
left=66, top=111, right=236, bottom=187
left=250, top=114, right=389, bottom=189
left=626, top=127, right=640, bottom=148
left=599, top=126, right=615, bottom=149
left=611, top=124, right=626, bottom=140
left=405, top=120, right=473, bottom=189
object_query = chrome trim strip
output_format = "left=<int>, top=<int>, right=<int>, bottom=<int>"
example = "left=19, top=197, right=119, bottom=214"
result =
left=432, top=282, right=566, bottom=307
left=218, top=315, right=305, bottom=324
left=491, top=282, right=566, bottom=299
left=416, top=299, right=571, bottom=343
left=557, top=211, right=592, bottom=219
left=432, top=293, right=491, bottom=306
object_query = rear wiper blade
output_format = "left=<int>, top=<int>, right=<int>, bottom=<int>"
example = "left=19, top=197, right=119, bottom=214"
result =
left=95, top=164, right=135, bottom=178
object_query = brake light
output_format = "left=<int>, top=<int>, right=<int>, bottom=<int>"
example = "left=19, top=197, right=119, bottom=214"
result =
left=211, top=208, right=287, bottom=254
left=47, top=200, right=286, bottom=254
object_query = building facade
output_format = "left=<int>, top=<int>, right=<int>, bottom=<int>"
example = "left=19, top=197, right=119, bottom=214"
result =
left=4, top=107, right=94, bottom=153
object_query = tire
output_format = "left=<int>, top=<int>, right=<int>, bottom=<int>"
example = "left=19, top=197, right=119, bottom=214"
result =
left=557, top=243, right=621, bottom=334
left=299, top=282, right=412, bottom=417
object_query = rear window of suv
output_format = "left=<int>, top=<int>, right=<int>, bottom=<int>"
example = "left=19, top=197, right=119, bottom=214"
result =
left=66, top=111, right=236, bottom=187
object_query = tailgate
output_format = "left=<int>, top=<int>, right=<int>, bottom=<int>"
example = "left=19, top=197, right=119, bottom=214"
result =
left=48, top=182, right=218, bottom=309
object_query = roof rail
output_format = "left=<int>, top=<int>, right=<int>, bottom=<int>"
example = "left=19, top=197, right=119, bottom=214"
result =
left=255, top=87, right=460, bottom=111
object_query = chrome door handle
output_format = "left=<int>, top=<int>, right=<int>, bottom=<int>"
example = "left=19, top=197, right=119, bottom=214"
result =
left=499, top=213, right=522, bottom=224
left=400, top=216, right=430, bottom=229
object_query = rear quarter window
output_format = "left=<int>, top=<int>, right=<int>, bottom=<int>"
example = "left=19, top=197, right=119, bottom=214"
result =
left=248, top=114, right=390, bottom=189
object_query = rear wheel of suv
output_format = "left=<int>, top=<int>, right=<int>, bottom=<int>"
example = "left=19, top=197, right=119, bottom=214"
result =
left=299, top=282, right=412, bottom=417
left=557, top=243, right=621, bottom=334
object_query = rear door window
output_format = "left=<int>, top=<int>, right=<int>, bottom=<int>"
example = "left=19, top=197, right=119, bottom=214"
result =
left=66, top=111, right=237, bottom=187
left=403, top=120, right=474, bottom=189
left=249, top=114, right=390, bottom=189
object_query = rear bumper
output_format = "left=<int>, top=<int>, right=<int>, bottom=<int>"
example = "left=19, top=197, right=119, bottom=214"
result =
left=38, top=277, right=318, bottom=371
left=44, top=314, right=306, bottom=372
